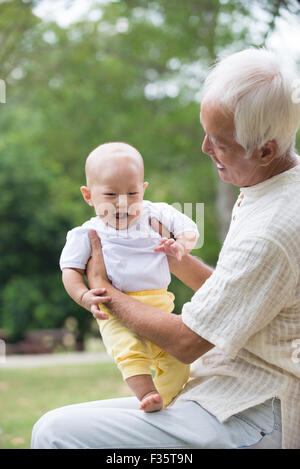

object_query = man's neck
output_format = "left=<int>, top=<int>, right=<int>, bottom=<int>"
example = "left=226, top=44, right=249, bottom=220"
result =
left=245, top=153, right=299, bottom=188
left=265, top=153, right=299, bottom=180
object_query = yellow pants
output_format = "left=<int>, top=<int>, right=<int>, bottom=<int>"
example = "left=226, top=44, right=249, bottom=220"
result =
left=97, top=289, right=190, bottom=408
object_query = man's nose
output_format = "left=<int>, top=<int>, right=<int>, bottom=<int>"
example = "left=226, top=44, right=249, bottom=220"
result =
left=202, top=134, right=213, bottom=156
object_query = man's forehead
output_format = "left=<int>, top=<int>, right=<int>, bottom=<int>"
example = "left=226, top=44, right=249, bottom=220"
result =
left=200, top=102, right=235, bottom=139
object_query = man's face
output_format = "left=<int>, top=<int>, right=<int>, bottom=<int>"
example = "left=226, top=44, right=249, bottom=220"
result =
left=85, top=162, right=148, bottom=230
left=200, top=102, right=262, bottom=187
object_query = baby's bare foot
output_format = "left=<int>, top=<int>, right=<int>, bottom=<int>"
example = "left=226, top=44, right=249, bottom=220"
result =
left=139, top=391, right=163, bottom=413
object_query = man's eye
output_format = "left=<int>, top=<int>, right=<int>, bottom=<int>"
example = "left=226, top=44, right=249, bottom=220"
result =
left=104, top=193, right=116, bottom=196
left=129, top=192, right=138, bottom=195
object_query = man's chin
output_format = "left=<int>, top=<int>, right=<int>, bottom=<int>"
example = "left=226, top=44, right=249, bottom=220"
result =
left=217, top=169, right=231, bottom=184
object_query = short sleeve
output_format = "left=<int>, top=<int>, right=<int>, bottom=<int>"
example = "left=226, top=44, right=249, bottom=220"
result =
left=59, top=228, right=91, bottom=270
left=182, top=236, right=296, bottom=359
left=148, top=201, right=199, bottom=238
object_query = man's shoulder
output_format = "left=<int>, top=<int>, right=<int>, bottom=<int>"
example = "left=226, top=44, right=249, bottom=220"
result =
left=263, top=184, right=300, bottom=241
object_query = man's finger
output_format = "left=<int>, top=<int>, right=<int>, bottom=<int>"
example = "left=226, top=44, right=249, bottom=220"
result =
left=88, top=230, right=102, bottom=253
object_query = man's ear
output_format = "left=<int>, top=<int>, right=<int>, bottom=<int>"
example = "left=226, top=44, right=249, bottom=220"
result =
left=258, top=140, right=278, bottom=167
left=143, top=181, right=149, bottom=194
left=80, top=186, right=93, bottom=206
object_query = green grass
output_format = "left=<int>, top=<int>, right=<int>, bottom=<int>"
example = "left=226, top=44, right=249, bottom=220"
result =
left=0, top=362, right=130, bottom=449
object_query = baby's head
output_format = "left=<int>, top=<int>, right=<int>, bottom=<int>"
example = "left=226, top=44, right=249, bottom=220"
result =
left=80, top=142, right=148, bottom=230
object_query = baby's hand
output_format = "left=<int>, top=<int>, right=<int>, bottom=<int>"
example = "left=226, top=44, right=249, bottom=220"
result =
left=81, top=288, right=111, bottom=318
left=154, top=238, right=186, bottom=261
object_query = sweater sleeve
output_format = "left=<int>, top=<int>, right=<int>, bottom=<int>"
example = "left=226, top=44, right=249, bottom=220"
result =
left=182, top=236, right=296, bottom=359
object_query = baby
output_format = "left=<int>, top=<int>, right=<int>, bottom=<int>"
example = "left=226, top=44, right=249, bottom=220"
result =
left=60, top=142, right=199, bottom=412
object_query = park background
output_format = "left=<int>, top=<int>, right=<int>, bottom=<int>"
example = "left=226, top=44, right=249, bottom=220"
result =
left=0, top=0, right=299, bottom=448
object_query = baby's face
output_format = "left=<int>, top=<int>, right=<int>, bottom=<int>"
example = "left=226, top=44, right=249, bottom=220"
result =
left=84, top=160, right=148, bottom=230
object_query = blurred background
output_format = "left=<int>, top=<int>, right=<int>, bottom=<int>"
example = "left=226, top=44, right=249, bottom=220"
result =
left=0, top=0, right=299, bottom=448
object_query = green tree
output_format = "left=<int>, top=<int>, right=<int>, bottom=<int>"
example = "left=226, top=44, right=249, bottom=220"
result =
left=0, top=0, right=299, bottom=341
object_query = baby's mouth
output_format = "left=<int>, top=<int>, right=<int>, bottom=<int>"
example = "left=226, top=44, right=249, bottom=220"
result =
left=115, top=213, right=128, bottom=220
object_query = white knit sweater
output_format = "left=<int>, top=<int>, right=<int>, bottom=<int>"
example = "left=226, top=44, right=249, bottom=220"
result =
left=176, top=162, right=300, bottom=449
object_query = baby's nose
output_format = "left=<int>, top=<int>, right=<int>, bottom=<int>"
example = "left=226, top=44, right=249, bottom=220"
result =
left=116, top=195, right=128, bottom=209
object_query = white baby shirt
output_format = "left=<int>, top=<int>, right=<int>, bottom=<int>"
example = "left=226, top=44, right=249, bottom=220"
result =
left=60, top=200, right=199, bottom=292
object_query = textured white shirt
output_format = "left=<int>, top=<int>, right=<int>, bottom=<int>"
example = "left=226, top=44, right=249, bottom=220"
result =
left=175, top=162, right=300, bottom=449
left=60, top=200, right=199, bottom=292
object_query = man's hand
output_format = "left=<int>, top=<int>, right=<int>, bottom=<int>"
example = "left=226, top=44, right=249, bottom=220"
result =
left=85, top=230, right=113, bottom=319
left=86, top=230, right=109, bottom=288
left=80, top=288, right=111, bottom=318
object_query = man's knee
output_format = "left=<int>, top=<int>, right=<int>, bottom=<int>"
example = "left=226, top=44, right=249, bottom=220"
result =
left=31, top=409, right=67, bottom=449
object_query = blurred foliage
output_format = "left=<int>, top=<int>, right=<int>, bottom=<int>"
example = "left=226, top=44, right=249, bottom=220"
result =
left=0, top=0, right=299, bottom=341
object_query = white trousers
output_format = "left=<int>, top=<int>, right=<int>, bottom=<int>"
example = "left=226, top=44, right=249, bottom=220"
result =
left=31, top=396, right=282, bottom=449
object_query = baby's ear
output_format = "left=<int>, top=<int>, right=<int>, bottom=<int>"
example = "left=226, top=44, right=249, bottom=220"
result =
left=80, top=186, right=93, bottom=206
left=143, top=181, right=149, bottom=194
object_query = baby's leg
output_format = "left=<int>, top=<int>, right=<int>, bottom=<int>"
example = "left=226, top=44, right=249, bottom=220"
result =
left=153, top=349, right=190, bottom=408
left=97, top=306, right=163, bottom=412
left=126, top=374, right=163, bottom=413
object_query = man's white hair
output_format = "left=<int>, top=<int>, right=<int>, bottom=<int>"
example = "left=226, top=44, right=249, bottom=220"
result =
left=202, top=48, right=300, bottom=158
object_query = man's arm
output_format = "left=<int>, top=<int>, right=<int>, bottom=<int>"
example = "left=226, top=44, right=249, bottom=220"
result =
left=167, top=254, right=214, bottom=291
left=86, top=231, right=214, bottom=364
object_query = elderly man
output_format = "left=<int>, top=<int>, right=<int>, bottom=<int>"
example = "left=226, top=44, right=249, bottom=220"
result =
left=31, top=48, right=300, bottom=449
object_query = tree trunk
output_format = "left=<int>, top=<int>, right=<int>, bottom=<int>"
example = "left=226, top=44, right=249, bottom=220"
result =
left=215, top=174, right=237, bottom=242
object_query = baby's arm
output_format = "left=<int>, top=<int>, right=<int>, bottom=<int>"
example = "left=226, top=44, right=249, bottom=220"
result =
left=154, top=231, right=198, bottom=261
left=62, top=268, right=109, bottom=317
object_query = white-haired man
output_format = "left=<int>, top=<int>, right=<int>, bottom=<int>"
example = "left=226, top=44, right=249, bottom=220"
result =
left=32, top=48, right=300, bottom=449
